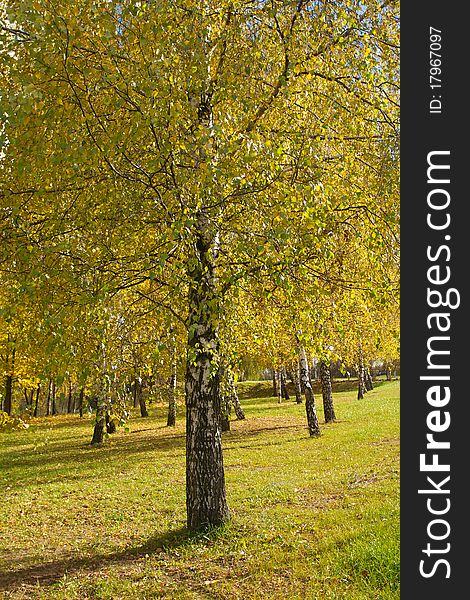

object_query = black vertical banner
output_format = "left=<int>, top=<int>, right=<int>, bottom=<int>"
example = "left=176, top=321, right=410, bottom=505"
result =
left=401, top=3, right=467, bottom=598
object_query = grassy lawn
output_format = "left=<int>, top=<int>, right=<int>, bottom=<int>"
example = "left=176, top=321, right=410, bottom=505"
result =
left=0, top=379, right=399, bottom=599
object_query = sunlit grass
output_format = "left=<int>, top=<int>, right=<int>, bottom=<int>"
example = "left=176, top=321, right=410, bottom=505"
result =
left=0, top=378, right=399, bottom=599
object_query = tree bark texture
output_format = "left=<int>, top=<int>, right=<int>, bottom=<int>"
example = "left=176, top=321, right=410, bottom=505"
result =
left=91, top=404, right=105, bottom=445
left=357, top=353, right=366, bottom=400
left=185, top=216, right=229, bottom=531
left=227, top=370, right=245, bottom=420
left=299, top=347, right=320, bottom=437
left=320, top=360, right=336, bottom=423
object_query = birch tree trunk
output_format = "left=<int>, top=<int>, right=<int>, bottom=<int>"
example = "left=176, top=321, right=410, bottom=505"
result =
left=357, top=351, right=366, bottom=400
left=227, top=369, right=245, bottom=420
left=299, top=346, right=320, bottom=437
left=320, top=360, right=336, bottom=423
left=185, top=213, right=229, bottom=531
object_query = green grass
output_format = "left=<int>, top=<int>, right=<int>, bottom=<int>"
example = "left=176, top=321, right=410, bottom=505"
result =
left=0, top=379, right=399, bottom=599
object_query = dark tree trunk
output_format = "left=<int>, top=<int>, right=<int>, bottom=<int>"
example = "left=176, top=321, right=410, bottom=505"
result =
left=33, top=384, right=40, bottom=417
left=185, top=215, right=229, bottom=531
left=135, top=380, right=148, bottom=417
left=105, top=412, right=116, bottom=434
left=91, top=416, right=105, bottom=444
left=365, top=368, right=374, bottom=391
left=167, top=354, right=177, bottom=426
left=299, top=347, right=320, bottom=437
left=51, top=380, right=57, bottom=415
left=78, top=387, right=84, bottom=418
left=320, top=360, right=336, bottom=423
left=280, top=368, right=290, bottom=401
left=3, top=375, right=13, bottom=415
left=91, top=403, right=105, bottom=444
left=2, top=345, right=15, bottom=415
left=272, top=368, right=278, bottom=398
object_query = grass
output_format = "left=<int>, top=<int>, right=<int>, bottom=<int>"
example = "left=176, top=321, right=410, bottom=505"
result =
left=0, top=378, right=399, bottom=599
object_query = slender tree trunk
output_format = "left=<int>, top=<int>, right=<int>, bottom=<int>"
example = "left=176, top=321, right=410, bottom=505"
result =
left=299, top=346, right=320, bottom=437
left=280, top=368, right=290, bottom=401
left=167, top=352, right=177, bottom=427
left=272, top=368, right=278, bottom=398
left=51, top=380, right=57, bottom=415
left=320, top=360, right=336, bottom=423
left=386, top=363, right=393, bottom=381
left=357, top=352, right=366, bottom=400
left=292, top=364, right=303, bottom=404
left=365, top=367, right=374, bottom=391
left=3, top=346, right=15, bottom=415
left=136, top=380, right=149, bottom=417
left=228, top=370, right=245, bottom=420
left=33, top=384, right=40, bottom=417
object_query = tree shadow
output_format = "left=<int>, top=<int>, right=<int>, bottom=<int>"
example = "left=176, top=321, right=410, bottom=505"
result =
left=0, top=525, right=219, bottom=592
left=1, top=431, right=187, bottom=491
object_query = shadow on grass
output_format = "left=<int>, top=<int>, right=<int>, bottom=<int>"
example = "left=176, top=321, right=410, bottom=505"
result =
left=0, top=525, right=224, bottom=592
left=0, top=430, right=187, bottom=492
